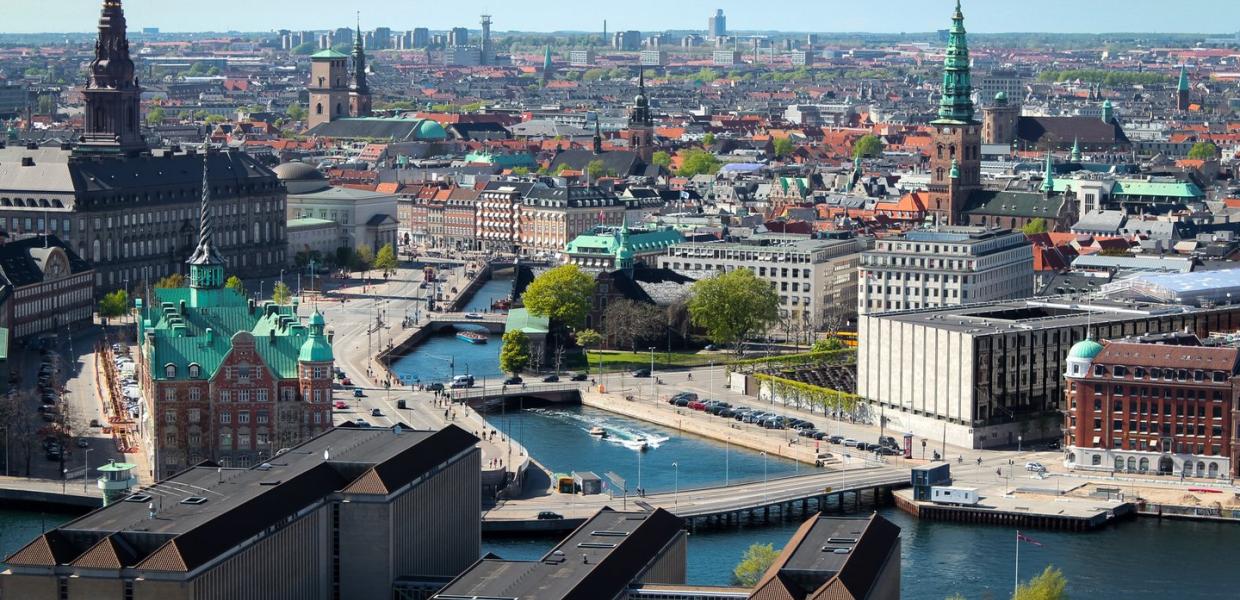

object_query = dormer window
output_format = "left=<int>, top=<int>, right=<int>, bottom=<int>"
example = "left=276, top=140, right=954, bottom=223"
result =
left=164, top=364, right=177, bottom=379
left=188, top=364, right=201, bottom=379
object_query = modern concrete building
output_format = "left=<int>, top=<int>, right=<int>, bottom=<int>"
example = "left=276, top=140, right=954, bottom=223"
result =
left=569, top=49, right=596, bottom=67
left=1063, top=334, right=1237, bottom=479
left=658, top=236, right=865, bottom=332
left=708, top=9, right=727, bottom=39
left=858, top=228, right=1034, bottom=316
left=858, top=298, right=1240, bottom=448
left=1, top=426, right=481, bottom=600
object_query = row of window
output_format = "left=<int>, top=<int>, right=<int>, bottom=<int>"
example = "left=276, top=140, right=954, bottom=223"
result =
left=1096, top=364, right=1229, bottom=383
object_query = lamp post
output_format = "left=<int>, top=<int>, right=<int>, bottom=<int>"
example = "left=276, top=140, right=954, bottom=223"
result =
left=672, top=462, right=679, bottom=505
left=648, top=347, right=656, bottom=404
left=761, top=451, right=768, bottom=502
left=725, top=436, right=730, bottom=487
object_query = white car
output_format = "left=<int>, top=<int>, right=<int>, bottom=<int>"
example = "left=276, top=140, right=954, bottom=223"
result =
left=464, top=313, right=483, bottom=319
left=1025, top=462, right=1046, bottom=472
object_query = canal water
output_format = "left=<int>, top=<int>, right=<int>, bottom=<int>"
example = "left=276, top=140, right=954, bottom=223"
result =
left=388, top=277, right=513, bottom=384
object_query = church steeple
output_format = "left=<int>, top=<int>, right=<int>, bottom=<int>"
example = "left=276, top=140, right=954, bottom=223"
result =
left=188, top=140, right=226, bottom=292
left=631, top=66, right=652, bottom=128
left=933, top=0, right=975, bottom=125
left=1070, top=137, right=1082, bottom=163
left=592, top=119, right=603, bottom=155
left=1040, top=152, right=1055, bottom=194
left=80, top=0, right=146, bottom=153
left=348, top=12, right=372, bottom=118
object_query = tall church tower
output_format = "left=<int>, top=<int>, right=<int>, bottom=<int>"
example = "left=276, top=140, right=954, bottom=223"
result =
left=628, top=67, right=655, bottom=163
left=188, top=141, right=227, bottom=307
left=80, top=0, right=146, bottom=154
left=1176, top=65, right=1190, bottom=111
left=349, top=15, right=372, bottom=118
left=927, top=0, right=981, bottom=225
left=308, top=47, right=350, bottom=128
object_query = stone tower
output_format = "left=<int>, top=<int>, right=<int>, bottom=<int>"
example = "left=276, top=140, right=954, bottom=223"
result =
left=308, top=47, right=350, bottom=128
left=80, top=0, right=147, bottom=154
left=1176, top=65, right=1190, bottom=111
left=927, top=0, right=981, bottom=226
left=628, top=67, right=655, bottom=163
left=981, top=91, right=1019, bottom=146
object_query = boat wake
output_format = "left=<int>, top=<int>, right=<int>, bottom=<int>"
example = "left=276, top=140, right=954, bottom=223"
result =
left=529, top=408, right=669, bottom=450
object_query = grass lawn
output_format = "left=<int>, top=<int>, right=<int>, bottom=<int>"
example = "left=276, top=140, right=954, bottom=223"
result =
left=579, top=350, right=726, bottom=372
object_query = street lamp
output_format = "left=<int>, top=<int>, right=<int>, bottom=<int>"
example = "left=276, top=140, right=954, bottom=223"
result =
left=82, top=448, right=93, bottom=492
left=761, top=451, right=768, bottom=502
left=672, top=462, right=679, bottom=505
left=1018, top=434, right=1023, bottom=453
left=725, top=436, right=730, bottom=487
left=648, top=347, right=656, bottom=404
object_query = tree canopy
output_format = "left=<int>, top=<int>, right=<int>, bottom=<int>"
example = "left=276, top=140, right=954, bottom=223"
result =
left=852, top=134, right=885, bottom=159
left=688, top=268, right=780, bottom=353
left=678, top=149, right=722, bottom=178
left=99, top=290, right=129, bottom=318
left=374, top=243, right=399, bottom=275
left=773, top=137, right=795, bottom=159
left=1013, top=565, right=1068, bottom=600
left=500, top=330, right=531, bottom=375
left=733, top=543, right=779, bottom=587
left=522, top=265, right=596, bottom=330
left=155, top=273, right=186, bottom=289
left=602, top=299, right=664, bottom=351
left=1187, top=141, right=1218, bottom=160
left=651, top=150, right=672, bottom=168
left=271, top=282, right=292, bottom=305
left=1021, top=218, right=1049, bottom=235
left=354, top=244, right=376, bottom=271
left=224, top=275, right=246, bottom=297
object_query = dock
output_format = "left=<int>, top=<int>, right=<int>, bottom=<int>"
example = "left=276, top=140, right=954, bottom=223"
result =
left=892, top=487, right=1136, bottom=531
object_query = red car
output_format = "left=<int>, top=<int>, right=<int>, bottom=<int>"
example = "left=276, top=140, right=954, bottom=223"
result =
left=333, top=401, right=348, bottom=410
left=341, top=378, right=353, bottom=387
left=688, top=400, right=707, bottom=411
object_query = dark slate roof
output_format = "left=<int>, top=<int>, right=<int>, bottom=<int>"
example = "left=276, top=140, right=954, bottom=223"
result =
left=523, top=185, right=619, bottom=208
left=448, top=121, right=511, bottom=141
left=549, top=149, right=646, bottom=177
left=1016, top=116, right=1130, bottom=148
left=963, top=190, right=1064, bottom=219
left=306, top=118, right=437, bottom=142
left=0, top=234, right=92, bottom=287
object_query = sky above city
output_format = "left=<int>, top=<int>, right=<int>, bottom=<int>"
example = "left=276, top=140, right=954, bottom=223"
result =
left=4, top=0, right=1237, bottom=34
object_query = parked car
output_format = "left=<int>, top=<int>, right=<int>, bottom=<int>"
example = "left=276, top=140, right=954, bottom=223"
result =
left=843, top=439, right=860, bottom=447
left=504, top=376, right=523, bottom=386
left=570, top=372, right=588, bottom=381
left=370, top=408, right=382, bottom=417
left=1025, top=462, right=1046, bottom=473
left=76, top=438, right=90, bottom=449
left=876, top=447, right=902, bottom=456
left=425, top=382, right=445, bottom=392
left=717, top=408, right=735, bottom=418
left=673, top=397, right=691, bottom=407
left=879, top=436, right=899, bottom=449
left=799, top=428, right=819, bottom=438
left=631, top=368, right=651, bottom=378
left=333, top=401, right=349, bottom=409
left=829, top=435, right=845, bottom=444
left=542, top=374, right=560, bottom=383
left=813, top=431, right=830, bottom=440
left=671, top=392, right=699, bottom=403
left=537, top=511, right=563, bottom=520
left=353, top=388, right=365, bottom=398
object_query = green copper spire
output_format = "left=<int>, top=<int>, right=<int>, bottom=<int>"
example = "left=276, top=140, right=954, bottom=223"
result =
left=934, top=0, right=974, bottom=125
left=1070, top=137, right=1081, bottom=162
left=544, top=46, right=552, bottom=71
left=188, top=139, right=225, bottom=291
left=1177, top=65, right=1190, bottom=92
left=949, top=159, right=960, bottom=179
left=1101, top=99, right=1113, bottom=123
left=1040, top=152, right=1054, bottom=193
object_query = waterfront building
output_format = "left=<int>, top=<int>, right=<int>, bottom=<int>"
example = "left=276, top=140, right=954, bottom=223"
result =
left=518, top=186, right=625, bottom=258
left=658, top=236, right=864, bottom=332
left=740, top=514, right=901, bottom=600
left=858, top=297, right=1240, bottom=448
left=0, top=426, right=481, bottom=600
left=433, top=508, right=687, bottom=600
left=857, top=227, right=1033, bottom=316
left=137, top=155, right=335, bottom=479
left=564, top=223, right=683, bottom=271
left=476, top=181, right=538, bottom=254
left=276, top=162, right=399, bottom=255
left=1063, top=334, right=1236, bottom=479
left=0, top=0, right=285, bottom=291
left=0, top=235, right=95, bottom=340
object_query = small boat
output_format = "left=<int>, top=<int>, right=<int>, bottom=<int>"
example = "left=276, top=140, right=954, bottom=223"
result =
left=635, top=437, right=649, bottom=452
left=589, top=426, right=607, bottom=437
left=456, top=331, right=488, bottom=344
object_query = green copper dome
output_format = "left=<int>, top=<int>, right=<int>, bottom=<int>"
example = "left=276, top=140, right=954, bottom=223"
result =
left=1068, top=339, right=1103, bottom=360
left=298, top=311, right=333, bottom=363
left=416, top=119, right=447, bottom=140
left=994, top=91, right=1007, bottom=103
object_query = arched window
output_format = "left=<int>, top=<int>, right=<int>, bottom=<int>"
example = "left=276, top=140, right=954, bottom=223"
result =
left=1090, top=454, right=1101, bottom=466
left=1126, top=457, right=1136, bottom=471
left=1139, top=457, right=1149, bottom=472
left=949, top=145, right=956, bottom=159
left=253, top=222, right=261, bottom=245
left=936, top=144, right=943, bottom=159
left=315, top=103, right=323, bottom=115
left=1209, top=462, right=1219, bottom=478
left=1197, top=461, right=1206, bottom=477
left=336, top=103, right=343, bottom=115
left=164, top=364, right=176, bottom=379
left=1067, top=452, right=1076, bottom=464
left=92, top=239, right=101, bottom=263
left=1114, top=457, right=1123, bottom=471
left=189, top=364, right=201, bottom=379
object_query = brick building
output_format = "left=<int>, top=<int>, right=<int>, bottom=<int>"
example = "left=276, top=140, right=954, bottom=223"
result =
left=0, top=235, right=95, bottom=340
left=138, top=154, right=334, bottom=479
left=1063, top=335, right=1236, bottom=479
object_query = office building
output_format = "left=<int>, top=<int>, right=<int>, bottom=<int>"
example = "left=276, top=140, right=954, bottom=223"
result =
left=412, top=27, right=430, bottom=48
left=640, top=50, right=668, bottom=67
left=1063, top=335, right=1236, bottom=479
left=858, top=228, right=1033, bottom=315
left=433, top=508, right=686, bottom=600
left=570, top=49, right=596, bottom=67
left=0, top=83, right=29, bottom=118
left=712, top=50, right=742, bottom=66
left=372, top=26, right=392, bottom=50
left=975, top=68, right=1025, bottom=104
left=613, top=30, right=641, bottom=51
left=790, top=50, right=815, bottom=66
left=658, top=236, right=865, bottom=332
left=708, top=9, right=727, bottom=39
left=443, top=46, right=482, bottom=66
left=449, top=27, right=469, bottom=47
left=1, top=426, right=481, bottom=600
left=858, top=297, right=1240, bottom=449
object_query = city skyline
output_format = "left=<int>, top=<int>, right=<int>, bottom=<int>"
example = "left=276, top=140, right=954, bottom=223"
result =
left=3, top=0, right=1237, bottom=35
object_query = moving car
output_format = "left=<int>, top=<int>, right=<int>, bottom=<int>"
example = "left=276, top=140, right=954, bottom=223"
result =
left=504, top=376, right=523, bottom=386
left=1025, top=462, right=1046, bottom=473
left=333, top=401, right=349, bottom=409
left=465, top=313, right=483, bottom=319
left=450, top=375, right=476, bottom=389
left=353, top=388, right=365, bottom=398
left=370, top=408, right=383, bottom=417
left=425, top=382, right=445, bottom=392
left=570, top=372, right=589, bottom=382
left=631, top=368, right=651, bottom=378
left=542, top=374, right=560, bottom=383
left=537, top=511, right=563, bottom=520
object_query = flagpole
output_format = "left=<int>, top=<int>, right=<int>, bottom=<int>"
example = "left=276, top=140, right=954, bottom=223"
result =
left=1014, top=529, right=1020, bottom=599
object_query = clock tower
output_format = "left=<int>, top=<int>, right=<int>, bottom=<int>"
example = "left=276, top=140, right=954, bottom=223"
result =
left=926, top=1, right=981, bottom=226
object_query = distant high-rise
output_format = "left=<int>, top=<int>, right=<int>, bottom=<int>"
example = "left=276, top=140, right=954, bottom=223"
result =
left=481, top=15, right=493, bottom=66
left=373, top=26, right=391, bottom=50
left=449, top=27, right=469, bottom=47
left=612, top=30, right=640, bottom=51
left=708, top=9, right=727, bottom=39
left=412, top=27, right=430, bottom=48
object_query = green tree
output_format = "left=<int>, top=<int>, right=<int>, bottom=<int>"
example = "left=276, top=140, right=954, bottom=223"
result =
left=852, top=134, right=885, bottom=158
left=512, top=166, right=530, bottom=175
left=98, top=289, right=129, bottom=318
left=1187, top=141, right=1218, bottom=160
left=373, top=243, right=399, bottom=276
left=287, top=102, right=306, bottom=122
left=155, top=273, right=186, bottom=289
left=37, top=95, right=56, bottom=115
left=522, top=265, right=596, bottom=330
left=651, top=150, right=672, bottom=168
left=353, top=244, right=376, bottom=271
left=146, top=107, right=166, bottom=125
left=733, top=543, right=779, bottom=587
left=1021, top=218, right=1049, bottom=235
left=1013, top=565, right=1068, bottom=600
left=688, top=268, right=780, bottom=354
left=271, top=281, right=293, bottom=305
left=773, top=137, right=795, bottom=159
left=702, top=133, right=716, bottom=146
left=811, top=337, right=845, bottom=353
left=500, top=330, right=531, bottom=375
left=224, top=275, right=246, bottom=297
left=587, top=159, right=607, bottom=179
left=679, top=149, right=722, bottom=178
left=204, top=115, right=226, bottom=125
